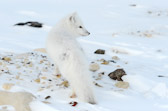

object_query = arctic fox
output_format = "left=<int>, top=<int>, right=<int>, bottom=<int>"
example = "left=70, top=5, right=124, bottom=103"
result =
left=46, top=12, right=96, bottom=104
left=0, top=91, right=34, bottom=111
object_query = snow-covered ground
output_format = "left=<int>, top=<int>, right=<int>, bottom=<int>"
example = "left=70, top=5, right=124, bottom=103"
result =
left=0, top=0, right=168, bottom=111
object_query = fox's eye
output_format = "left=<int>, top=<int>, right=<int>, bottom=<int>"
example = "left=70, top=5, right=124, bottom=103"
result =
left=79, top=26, right=83, bottom=28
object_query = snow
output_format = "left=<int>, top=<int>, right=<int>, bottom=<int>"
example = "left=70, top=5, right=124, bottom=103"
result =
left=0, top=0, right=168, bottom=111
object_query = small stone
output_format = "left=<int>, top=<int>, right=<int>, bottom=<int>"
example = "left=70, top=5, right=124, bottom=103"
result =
left=42, top=101, right=51, bottom=104
left=89, top=62, right=100, bottom=72
left=95, top=83, right=103, bottom=87
left=60, top=81, right=69, bottom=87
left=56, top=74, right=61, bottom=78
left=95, top=72, right=104, bottom=80
left=97, top=58, right=106, bottom=62
left=116, top=65, right=121, bottom=67
left=109, top=60, right=116, bottom=63
left=130, top=4, right=136, bottom=7
left=26, top=21, right=43, bottom=28
left=35, top=78, right=41, bottom=83
left=101, top=61, right=109, bottom=65
left=48, top=79, right=52, bottom=81
left=94, top=49, right=105, bottom=54
left=28, top=63, right=33, bottom=67
left=95, top=76, right=101, bottom=80
left=15, top=21, right=43, bottom=28
left=115, top=81, right=129, bottom=89
left=40, top=60, right=44, bottom=64
left=2, top=83, right=15, bottom=90
left=125, top=62, right=128, bottom=64
left=112, top=56, right=120, bottom=60
left=45, top=96, right=51, bottom=99
left=2, top=57, right=11, bottom=62
left=158, top=75, right=164, bottom=77
left=144, top=33, right=152, bottom=37
left=148, top=11, right=152, bottom=14
left=16, top=75, right=20, bottom=79
left=14, top=22, right=26, bottom=26
left=108, top=69, right=127, bottom=81
left=156, top=49, right=162, bottom=52
left=41, top=77, right=47, bottom=80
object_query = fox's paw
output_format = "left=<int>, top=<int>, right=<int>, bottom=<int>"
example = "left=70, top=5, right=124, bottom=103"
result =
left=88, top=99, right=97, bottom=104
left=85, top=95, right=97, bottom=104
left=70, top=92, right=77, bottom=98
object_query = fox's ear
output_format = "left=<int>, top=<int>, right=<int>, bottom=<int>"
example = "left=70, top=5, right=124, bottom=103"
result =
left=69, top=15, right=76, bottom=24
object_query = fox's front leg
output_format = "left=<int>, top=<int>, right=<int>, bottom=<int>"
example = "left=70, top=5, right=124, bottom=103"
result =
left=70, top=88, right=77, bottom=98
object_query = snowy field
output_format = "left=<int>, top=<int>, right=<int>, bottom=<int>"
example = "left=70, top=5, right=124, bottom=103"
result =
left=0, top=0, right=168, bottom=111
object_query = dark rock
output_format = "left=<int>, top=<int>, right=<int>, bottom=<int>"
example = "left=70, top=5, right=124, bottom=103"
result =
left=45, top=96, right=51, bottom=99
left=48, top=79, right=52, bottom=82
left=14, top=21, right=43, bottom=28
left=26, top=21, right=43, bottom=28
left=109, top=60, right=116, bottom=63
left=41, top=55, right=47, bottom=58
left=94, top=49, right=105, bottom=54
left=26, top=62, right=31, bottom=64
left=14, top=23, right=27, bottom=26
left=108, top=69, right=127, bottom=81
left=130, top=4, right=137, bottom=7
left=158, top=75, right=168, bottom=78
left=158, top=75, right=164, bottom=77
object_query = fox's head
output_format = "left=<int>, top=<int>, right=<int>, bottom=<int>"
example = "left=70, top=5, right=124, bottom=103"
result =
left=67, top=12, right=90, bottom=37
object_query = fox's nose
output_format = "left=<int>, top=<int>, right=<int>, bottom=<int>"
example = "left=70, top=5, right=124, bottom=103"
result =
left=88, top=32, right=90, bottom=35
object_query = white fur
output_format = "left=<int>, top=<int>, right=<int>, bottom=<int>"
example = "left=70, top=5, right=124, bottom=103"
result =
left=0, top=91, right=34, bottom=111
left=46, top=12, right=96, bottom=104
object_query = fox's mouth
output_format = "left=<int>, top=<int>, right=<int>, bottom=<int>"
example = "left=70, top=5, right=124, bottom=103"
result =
left=80, top=32, right=90, bottom=36
left=81, top=34, right=88, bottom=36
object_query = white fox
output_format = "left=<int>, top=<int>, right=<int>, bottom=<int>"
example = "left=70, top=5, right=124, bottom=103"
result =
left=46, top=13, right=96, bottom=104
